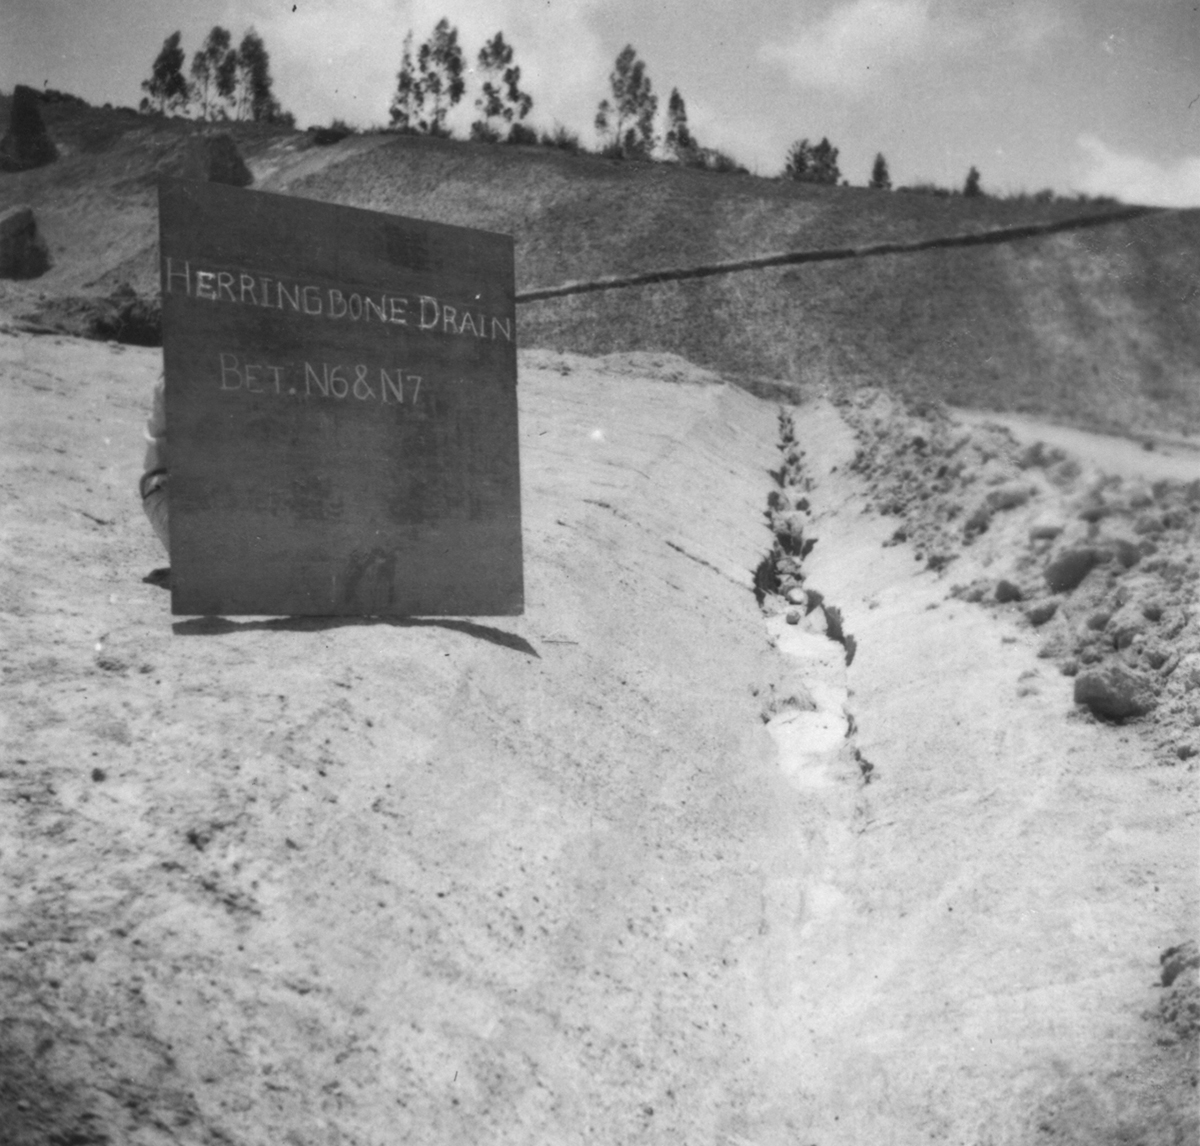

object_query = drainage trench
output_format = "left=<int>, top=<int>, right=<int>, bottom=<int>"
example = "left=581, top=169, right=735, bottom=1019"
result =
left=755, top=408, right=874, bottom=789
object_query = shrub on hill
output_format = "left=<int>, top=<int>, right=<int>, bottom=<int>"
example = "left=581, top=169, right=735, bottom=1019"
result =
left=37, top=88, right=89, bottom=107
left=507, top=122, right=538, bottom=146
left=663, top=88, right=697, bottom=163
left=682, top=147, right=746, bottom=175
left=898, top=182, right=956, bottom=198
left=184, top=133, right=253, bottom=186
left=539, top=124, right=582, bottom=154
left=87, top=284, right=162, bottom=346
left=0, top=85, right=59, bottom=172
left=0, top=205, right=50, bottom=278
left=869, top=153, right=892, bottom=190
left=785, top=137, right=840, bottom=185
left=308, top=120, right=355, bottom=146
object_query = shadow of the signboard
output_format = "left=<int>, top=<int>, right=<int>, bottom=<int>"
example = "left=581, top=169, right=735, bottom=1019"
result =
left=170, top=614, right=539, bottom=658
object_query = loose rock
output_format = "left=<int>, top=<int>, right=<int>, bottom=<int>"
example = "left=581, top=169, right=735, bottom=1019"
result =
left=986, top=483, right=1032, bottom=512
left=1044, top=546, right=1104, bottom=593
left=1176, top=653, right=1200, bottom=692
left=1073, top=663, right=1157, bottom=720
left=1107, top=604, right=1147, bottom=649
left=1161, top=941, right=1200, bottom=989
left=995, top=579, right=1023, bottom=603
left=1029, top=519, right=1064, bottom=542
left=1110, top=538, right=1141, bottom=569
left=1027, top=600, right=1058, bottom=626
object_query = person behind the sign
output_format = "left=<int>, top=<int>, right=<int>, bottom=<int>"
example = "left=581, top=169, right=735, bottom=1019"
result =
left=140, top=375, right=169, bottom=555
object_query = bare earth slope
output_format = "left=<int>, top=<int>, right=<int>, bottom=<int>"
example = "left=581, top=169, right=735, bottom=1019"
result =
left=1, top=329, right=1196, bottom=1144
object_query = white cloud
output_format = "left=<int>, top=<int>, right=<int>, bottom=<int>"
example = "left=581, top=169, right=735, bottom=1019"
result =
left=761, top=0, right=1065, bottom=93
left=1074, top=135, right=1200, bottom=208
left=761, top=0, right=931, bottom=92
left=1006, top=4, right=1063, bottom=52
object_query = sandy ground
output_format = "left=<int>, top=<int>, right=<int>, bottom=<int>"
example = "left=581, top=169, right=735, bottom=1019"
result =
left=1, top=328, right=1197, bottom=1144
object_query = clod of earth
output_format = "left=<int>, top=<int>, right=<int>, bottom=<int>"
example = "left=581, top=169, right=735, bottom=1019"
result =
left=986, top=483, right=1032, bottom=511
left=995, top=579, right=1023, bottom=603
left=1027, top=600, right=1058, bottom=626
left=1161, top=941, right=1200, bottom=988
left=1029, top=520, right=1065, bottom=541
left=1073, top=662, right=1158, bottom=720
left=1045, top=546, right=1105, bottom=592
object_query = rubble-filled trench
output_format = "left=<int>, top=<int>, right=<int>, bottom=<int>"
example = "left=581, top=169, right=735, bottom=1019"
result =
left=0, top=330, right=1196, bottom=1146
left=753, top=387, right=1198, bottom=1144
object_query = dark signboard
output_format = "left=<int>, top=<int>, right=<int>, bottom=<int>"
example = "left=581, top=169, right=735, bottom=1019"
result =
left=158, top=178, right=523, bottom=617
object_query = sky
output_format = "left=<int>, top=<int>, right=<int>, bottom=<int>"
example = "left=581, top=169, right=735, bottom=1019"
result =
left=4, top=0, right=1198, bottom=205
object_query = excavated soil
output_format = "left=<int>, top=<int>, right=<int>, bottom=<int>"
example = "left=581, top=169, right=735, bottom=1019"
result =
left=1, top=328, right=1197, bottom=1145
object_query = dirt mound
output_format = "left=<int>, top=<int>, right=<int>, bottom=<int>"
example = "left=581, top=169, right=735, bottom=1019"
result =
left=1, top=329, right=1196, bottom=1142
left=837, top=388, right=1199, bottom=760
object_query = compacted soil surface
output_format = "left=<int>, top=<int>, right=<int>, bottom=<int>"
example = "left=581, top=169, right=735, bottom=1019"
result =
left=0, top=327, right=1196, bottom=1145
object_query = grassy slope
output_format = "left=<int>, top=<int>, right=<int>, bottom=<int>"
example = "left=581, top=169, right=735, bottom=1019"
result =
left=3, top=100, right=1198, bottom=435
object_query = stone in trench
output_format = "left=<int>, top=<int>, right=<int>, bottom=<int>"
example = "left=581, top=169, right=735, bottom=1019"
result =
left=773, top=509, right=807, bottom=546
left=0, top=205, right=50, bottom=279
left=1044, top=546, right=1105, bottom=593
left=1161, top=940, right=1199, bottom=989
left=1107, top=604, right=1147, bottom=649
left=986, top=483, right=1032, bottom=512
left=1073, top=662, right=1157, bottom=720
left=1027, top=600, right=1058, bottom=626
left=1029, top=519, right=1064, bottom=542
left=1176, top=653, right=1200, bottom=692
left=994, top=579, right=1023, bottom=603
left=1110, top=538, right=1141, bottom=569
left=963, top=504, right=992, bottom=537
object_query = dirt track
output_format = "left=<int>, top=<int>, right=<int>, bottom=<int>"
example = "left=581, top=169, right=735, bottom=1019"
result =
left=1, top=329, right=1197, bottom=1144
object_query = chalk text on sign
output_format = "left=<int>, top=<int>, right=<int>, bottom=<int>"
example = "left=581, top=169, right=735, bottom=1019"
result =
left=216, top=354, right=425, bottom=406
left=165, top=258, right=512, bottom=343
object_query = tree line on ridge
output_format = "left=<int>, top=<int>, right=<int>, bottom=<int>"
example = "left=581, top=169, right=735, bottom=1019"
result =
left=139, top=20, right=997, bottom=194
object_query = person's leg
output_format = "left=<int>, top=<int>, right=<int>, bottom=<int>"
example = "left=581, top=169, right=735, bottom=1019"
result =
left=140, top=472, right=169, bottom=556
left=141, top=376, right=169, bottom=557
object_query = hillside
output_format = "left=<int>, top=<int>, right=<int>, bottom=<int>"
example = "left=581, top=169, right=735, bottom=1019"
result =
left=1, top=94, right=1198, bottom=1145
left=1, top=97, right=1197, bottom=436
left=2, top=330, right=1197, bottom=1145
